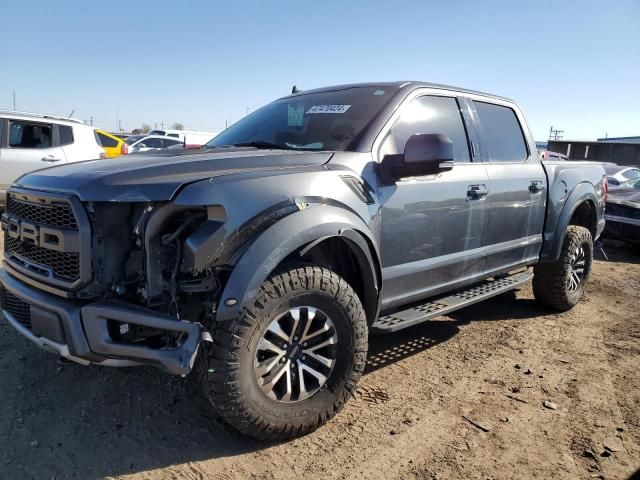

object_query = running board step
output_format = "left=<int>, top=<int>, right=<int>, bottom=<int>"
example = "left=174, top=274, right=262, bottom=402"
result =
left=371, top=270, right=533, bottom=333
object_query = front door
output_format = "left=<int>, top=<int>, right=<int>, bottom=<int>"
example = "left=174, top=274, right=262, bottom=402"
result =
left=377, top=94, right=489, bottom=310
left=1, top=119, right=66, bottom=194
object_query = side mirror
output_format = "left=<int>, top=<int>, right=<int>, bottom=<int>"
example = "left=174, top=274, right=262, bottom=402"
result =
left=382, top=133, right=454, bottom=180
left=137, top=144, right=147, bottom=149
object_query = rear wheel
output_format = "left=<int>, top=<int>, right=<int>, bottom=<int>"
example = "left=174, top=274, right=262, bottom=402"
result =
left=533, top=225, right=593, bottom=311
left=198, top=265, right=368, bottom=440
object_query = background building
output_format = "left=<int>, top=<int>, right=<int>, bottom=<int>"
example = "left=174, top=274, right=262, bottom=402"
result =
left=547, top=137, right=640, bottom=166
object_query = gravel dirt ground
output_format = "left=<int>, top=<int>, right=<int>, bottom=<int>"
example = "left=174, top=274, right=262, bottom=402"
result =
left=0, top=240, right=638, bottom=480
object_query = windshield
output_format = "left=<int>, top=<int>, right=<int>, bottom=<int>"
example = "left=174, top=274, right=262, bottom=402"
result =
left=125, top=135, right=145, bottom=145
left=206, top=87, right=394, bottom=151
left=618, top=178, right=640, bottom=190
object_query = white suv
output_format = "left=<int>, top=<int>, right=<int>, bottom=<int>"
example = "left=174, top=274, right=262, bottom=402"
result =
left=0, top=111, right=105, bottom=205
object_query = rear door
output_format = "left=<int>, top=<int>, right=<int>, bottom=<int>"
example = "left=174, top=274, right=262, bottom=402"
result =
left=376, top=92, right=490, bottom=310
left=470, top=99, right=546, bottom=275
left=0, top=119, right=66, bottom=194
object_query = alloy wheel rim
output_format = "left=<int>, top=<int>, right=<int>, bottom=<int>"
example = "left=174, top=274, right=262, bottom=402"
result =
left=568, top=245, right=586, bottom=293
left=254, top=306, right=338, bottom=403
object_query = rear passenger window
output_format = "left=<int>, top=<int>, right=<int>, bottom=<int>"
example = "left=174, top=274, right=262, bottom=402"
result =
left=97, top=132, right=118, bottom=148
left=143, top=138, right=163, bottom=148
left=59, top=125, right=74, bottom=145
left=474, top=101, right=528, bottom=162
left=384, top=96, right=470, bottom=162
left=8, top=121, right=53, bottom=149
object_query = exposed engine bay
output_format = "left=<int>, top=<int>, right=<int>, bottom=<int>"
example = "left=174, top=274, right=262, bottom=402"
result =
left=76, top=202, right=223, bottom=353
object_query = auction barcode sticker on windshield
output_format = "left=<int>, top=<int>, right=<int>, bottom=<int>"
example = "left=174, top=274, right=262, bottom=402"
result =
left=306, top=105, right=351, bottom=114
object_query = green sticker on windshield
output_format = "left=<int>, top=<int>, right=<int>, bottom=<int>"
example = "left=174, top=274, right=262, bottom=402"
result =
left=288, top=104, right=304, bottom=127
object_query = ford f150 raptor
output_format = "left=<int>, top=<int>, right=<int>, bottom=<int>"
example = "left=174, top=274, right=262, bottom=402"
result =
left=0, top=82, right=607, bottom=440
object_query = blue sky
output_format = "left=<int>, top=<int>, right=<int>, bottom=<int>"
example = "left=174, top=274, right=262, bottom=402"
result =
left=2, top=0, right=638, bottom=140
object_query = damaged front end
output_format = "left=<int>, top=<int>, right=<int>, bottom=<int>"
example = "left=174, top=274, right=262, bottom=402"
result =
left=1, top=193, right=229, bottom=375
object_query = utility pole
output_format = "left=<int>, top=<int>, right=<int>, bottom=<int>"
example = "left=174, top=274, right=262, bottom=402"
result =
left=116, top=110, right=119, bottom=133
left=12, top=90, right=16, bottom=110
left=246, top=107, right=249, bottom=116
left=549, top=125, right=564, bottom=141
left=90, top=116, right=93, bottom=126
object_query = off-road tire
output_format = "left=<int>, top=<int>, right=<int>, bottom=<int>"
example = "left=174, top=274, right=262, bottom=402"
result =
left=198, top=265, right=368, bottom=440
left=533, top=225, right=593, bottom=311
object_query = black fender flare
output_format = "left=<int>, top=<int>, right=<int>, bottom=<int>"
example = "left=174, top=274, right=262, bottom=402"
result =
left=215, top=205, right=381, bottom=322
left=540, top=182, right=600, bottom=263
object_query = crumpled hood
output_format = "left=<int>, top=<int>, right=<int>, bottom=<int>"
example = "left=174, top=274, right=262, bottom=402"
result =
left=13, top=148, right=332, bottom=202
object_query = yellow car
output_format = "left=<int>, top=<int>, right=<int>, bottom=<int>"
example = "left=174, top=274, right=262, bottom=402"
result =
left=94, top=129, right=128, bottom=158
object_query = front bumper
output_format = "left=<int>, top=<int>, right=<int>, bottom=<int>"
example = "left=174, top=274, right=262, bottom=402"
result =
left=0, top=268, right=203, bottom=375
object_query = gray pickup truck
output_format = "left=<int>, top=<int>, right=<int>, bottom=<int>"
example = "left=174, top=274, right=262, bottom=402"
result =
left=0, top=82, right=606, bottom=440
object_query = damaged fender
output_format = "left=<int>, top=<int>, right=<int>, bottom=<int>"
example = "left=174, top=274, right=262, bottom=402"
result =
left=214, top=205, right=381, bottom=322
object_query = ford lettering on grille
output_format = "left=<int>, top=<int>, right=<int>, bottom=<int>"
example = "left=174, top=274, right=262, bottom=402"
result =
left=6, top=216, right=78, bottom=252
left=2, top=190, right=87, bottom=289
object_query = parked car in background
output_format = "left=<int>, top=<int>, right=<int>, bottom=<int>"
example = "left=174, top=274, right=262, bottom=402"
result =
left=165, top=143, right=202, bottom=150
left=604, top=177, right=640, bottom=244
left=149, top=129, right=216, bottom=145
left=123, top=134, right=146, bottom=146
left=126, top=135, right=183, bottom=153
left=540, top=151, right=568, bottom=161
left=603, top=163, right=640, bottom=187
left=0, top=111, right=105, bottom=205
left=95, top=129, right=128, bottom=158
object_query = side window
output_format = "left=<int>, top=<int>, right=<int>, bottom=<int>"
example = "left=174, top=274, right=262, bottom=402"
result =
left=167, top=133, right=179, bottom=138
left=384, top=96, right=470, bottom=162
left=144, top=138, right=163, bottom=148
left=59, top=125, right=74, bottom=146
left=8, top=121, right=53, bottom=149
left=473, top=101, right=528, bottom=162
left=97, top=132, right=118, bottom=148
left=162, top=139, right=176, bottom=147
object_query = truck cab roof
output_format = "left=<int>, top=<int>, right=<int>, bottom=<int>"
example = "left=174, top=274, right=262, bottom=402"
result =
left=285, top=81, right=514, bottom=104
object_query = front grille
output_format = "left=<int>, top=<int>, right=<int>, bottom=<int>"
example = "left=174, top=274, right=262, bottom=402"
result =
left=7, top=193, right=78, bottom=229
left=4, top=191, right=86, bottom=287
left=5, top=235, right=81, bottom=281
left=1, top=290, right=32, bottom=329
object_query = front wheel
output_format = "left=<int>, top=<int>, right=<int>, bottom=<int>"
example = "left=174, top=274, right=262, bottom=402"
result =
left=198, top=265, right=368, bottom=440
left=533, top=225, right=593, bottom=311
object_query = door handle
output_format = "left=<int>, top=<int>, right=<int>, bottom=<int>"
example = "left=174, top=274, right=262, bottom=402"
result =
left=467, top=184, right=488, bottom=200
left=41, top=155, right=62, bottom=162
left=529, top=181, right=544, bottom=194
